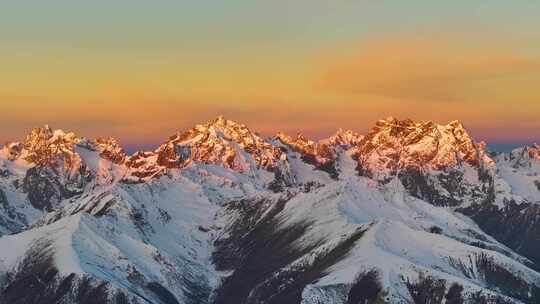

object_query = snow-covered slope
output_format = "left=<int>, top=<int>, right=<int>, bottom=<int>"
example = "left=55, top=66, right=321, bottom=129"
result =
left=1, top=118, right=539, bottom=304
left=353, top=117, right=493, bottom=176
left=123, top=116, right=287, bottom=183
left=493, top=145, right=540, bottom=203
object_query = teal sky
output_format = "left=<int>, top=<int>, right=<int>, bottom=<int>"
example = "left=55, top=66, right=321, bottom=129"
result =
left=0, top=1, right=538, bottom=148
left=2, top=1, right=539, bottom=50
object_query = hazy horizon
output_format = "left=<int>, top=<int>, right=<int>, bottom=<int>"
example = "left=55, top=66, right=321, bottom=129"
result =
left=1, top=116, right=535, bottom=154
left=1, top=1, right=538, bottom=147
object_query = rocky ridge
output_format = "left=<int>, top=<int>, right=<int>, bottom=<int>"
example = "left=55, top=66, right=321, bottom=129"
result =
left=0, top=117, right=539, bottom=304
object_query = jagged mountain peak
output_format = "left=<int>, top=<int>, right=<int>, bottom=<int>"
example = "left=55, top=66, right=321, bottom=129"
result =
left=19, top=125, right=79, bottom=165
left=166, top=116, right=283, bottom=170
left=122, top=117, right=286, bottom=180
left=322, top=128, right=364, bottom=147
left=24, top=125, right=77, bottom=147
left=447, top=119, right=466, bottom=128
left=188, top=116, right=254, bottom=138
left=0, top=118, right=498, bottom=183
left=93, top=137, right=127, bottom=164
left=164, top=116, right=265, bottom=148
left=275, top=131, right=337, bottom=174
left=363, top=117, right=476, bottom=153
left=374, top=117, right=468, bottom=133
left=1, top=125, right=130, bottom=174
left=276, top=128, right=363, bottom=152
left=276, top=131, right=314, bottom=146
left=498, top=143, right=540, bottom=169
left=356, top=117, right=492, bottom=177
left=0, top=126, right=94, bottom=211
left=525, top=143, right=540, bottom=160
left=208, top=115, right=242, bottom=129
left=1, top=142, right=24, bottom=161
left=4, top=118, right=540, bottom=304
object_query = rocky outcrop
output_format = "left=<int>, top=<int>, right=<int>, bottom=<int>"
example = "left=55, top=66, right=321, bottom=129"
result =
left=166, top=116, right=284, bottom=171
left=2, top=142, right=23, bottom=161
left=0, top=126, right=93, bottom=211
left=22, top=165, right=89, bottom=211
left=354, top=118, right=493, bottom=178
left=122, top=116, right=288, bottom=182
left=1, top=117, right=540, bottom=304
left=351, top=118, right=496, bottom=207
left=213, top=196, right=367, bottom=304
left=94, top=138, right=127, bottom=165
left=0, top=188, right=27, bottom=235
left=526, top=144, right=540, bottom=161
left=22, top=126, right=79, bottom=166
left=276, top=132, right=340, bottom=179
left=459, top=200, right=540, bottom=269
left=0, top=240, right=133, bottom=304
left=323, top=128, right=363, bottom=148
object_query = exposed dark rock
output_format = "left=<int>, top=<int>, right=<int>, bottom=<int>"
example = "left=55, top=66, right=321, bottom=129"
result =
left=459, top=229, right=489, bottom=242
left=398, top=169, right=461, bottom=207
left=74, top=276, right=111, bottom=304
left=213, top=195, right=366, bottom=304
left=114, top=292, right=130, bottom=304
left=301, top=154, right=339, bottom=180
left=213, top=197, right=291, bottom=271
left=146, top=282, right=180, bottom=304
left=93, top=199, right=116, bottom=217
left=438, top=170, right=466, bottom=196
left=355, top=158, right=374, bottom=180
left=179, top=274, right=212, bottom=304
left=213, top=196, right=319, bottom=304
left=428, top=226, right=443, bottom=234
left=0, top=188, right=27, bottom=235
left=268, top=166, right=291, bottom=193
left=0, top=189, right=19, bottom=220
left=445, top=283, right=464, bottom=304
left=1, top=240, right=61, bottom=304
left=347, top=270, right=384, bottom=304
left=22, top=165, right=89, bottom=211
left=130, top=204, right=155, bottom=237
left=479, top=171, right=496, bottom=204
left=449, top=252, right=540, bottom=303
left=247, top=228, right=367, bottom=304
left=405, top=273, right=446, bottom=304
left=459, top=201, right=540, bottom=269
left=468, top=291, right=514, bottom=304
left=23, top=166, right=61, bottom=211
left=474, top=253, right=540, bottom=303
left=157, top=208, right=172, bottom=224
left=276, top=134, right=339, bottom=179
left=302, top=181, right=324, bottom=193
left=150, top=251, right=211, bottom=304
left=0, top=240, right=119, bottom=304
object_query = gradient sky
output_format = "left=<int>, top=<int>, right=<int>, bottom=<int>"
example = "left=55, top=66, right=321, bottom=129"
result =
left=1, top=1, right=539, bottom=150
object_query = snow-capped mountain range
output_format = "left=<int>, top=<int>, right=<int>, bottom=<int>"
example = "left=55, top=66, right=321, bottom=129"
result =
left=0, top=116, right=539, bottom=304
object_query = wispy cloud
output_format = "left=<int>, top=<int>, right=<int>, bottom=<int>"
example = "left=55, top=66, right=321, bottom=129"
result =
left=318, top=33, right=540, bottom=103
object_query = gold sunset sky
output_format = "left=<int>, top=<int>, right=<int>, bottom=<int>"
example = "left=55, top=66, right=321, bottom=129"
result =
left=1, top=1, right=539, bottom=149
